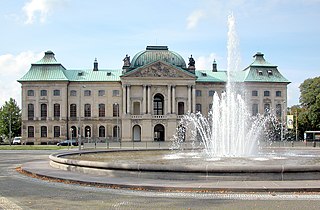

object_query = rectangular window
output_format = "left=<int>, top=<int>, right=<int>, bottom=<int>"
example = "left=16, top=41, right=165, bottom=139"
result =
left=276, top=104, right=282, bottom=118
left=264, top=90, right=270, bottom=97
left=113, top=90, right=120, bottom=96
left=98, top=90, right=105, bottom=96
left=113, top=104, right=119, bottom=117
left=27, top=90, right=34, bottom=96
left=54, top=104, right=60, bottom=118
left=276, top=91, right=282, bottom=97
left=84, top=104, right=91, bottom=117
left=41, top=104, right=47, bottom=120
left=40, top=90, right=47, bottom=96
left=209, top=90, right=215, bottom=96
left=70, top=104, right=77, bottom=118
left=28, top=104, right=34, bottom=120
left=196, top=90, right=202, bottom=97
left=264, top=103, right=270, bottom=116
left=252, top=104, right=259, bottom=116
left=252, top=90, right=258, bottom=97
left=99, top=104, right=105, bottom=117
left=53, top=89, right=60, bottom=96
left=196, top=104, right=202, bottom=113
left=84, top=90, right=91, bottom=96
left=70, top=90, right=77, bottom=96
left=54, top=126, right=60, bottom=138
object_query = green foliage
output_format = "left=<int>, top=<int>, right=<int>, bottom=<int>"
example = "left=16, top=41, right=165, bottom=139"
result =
left=0, top=98, right=21, bottom=140
left=298, top=76, right=320, bottom=130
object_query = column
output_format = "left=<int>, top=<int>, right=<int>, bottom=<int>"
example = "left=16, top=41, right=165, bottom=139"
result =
left=127, top=85, right=131, bottom=114
left=143, top=85, right=147, bottom=114
left=192, top=85, right=196, bottom=113
left=147, top=85, right=151, bottom=114
left=167, top=85, right=171, bottom=114
left=172, top=85, right=176, bottom=114
left=188, top=85, right=191, bottom=113
left=122, top=85, right=126, bottom=114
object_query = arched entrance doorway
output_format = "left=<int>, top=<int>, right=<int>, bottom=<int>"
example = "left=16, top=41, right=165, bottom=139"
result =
left=70, top=126, right=77, bottom=139
left=132, top=125, right=141, bottom=142
left=154, top=124, right=165, bottom=141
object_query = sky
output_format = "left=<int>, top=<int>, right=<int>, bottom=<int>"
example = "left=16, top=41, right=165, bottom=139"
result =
left=0, top=0, right=319, bottom=107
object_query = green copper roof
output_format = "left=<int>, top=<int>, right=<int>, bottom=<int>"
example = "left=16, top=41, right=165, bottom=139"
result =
left=195, top=70, right=227, bottom=82
left=65, top=69, right=121, bottom=81
left=130, top=46, right=187, bottom=69
left=241, top=52, right=290, bottom=83
left=18, top=49, right=290, bottom=84
left=35, top=50, right=60, bottom=64
left=18, top=51, right=68, bottom=82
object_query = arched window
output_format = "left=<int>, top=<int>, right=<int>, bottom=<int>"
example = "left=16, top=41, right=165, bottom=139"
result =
left=70, top=104, right=77, bottom=118
left=99, top=126, right=105, bottom=137
left=28, top=126, right=34, bottom=138
left=40, top=104, right=47, bottom=120
left=54, top=103, right=60, bottom=118
left=84, top=104, right=91, bottom=117
left=28, top=104, right=34, bottom=120
left=41, top=126, right=47, bottom=137
left=154, top=124, right=165, bottom=141
left=85, top=126, right=91, bottom=137
left=70, top=126, right=77, bottom=139
left=153, top=93, right=164, bottom=115
left=132, top=125, right=141, bottom=142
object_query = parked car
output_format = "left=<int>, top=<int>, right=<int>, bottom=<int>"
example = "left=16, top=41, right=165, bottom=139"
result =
left=12, top=137, right=22, bottom=145
left=57, top=139, right=78, bottom=146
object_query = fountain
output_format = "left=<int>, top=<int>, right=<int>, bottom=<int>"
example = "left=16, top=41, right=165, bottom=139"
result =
left=43, top=14, right=320, bottom=191
left=172, top=13, right=268, bottom=157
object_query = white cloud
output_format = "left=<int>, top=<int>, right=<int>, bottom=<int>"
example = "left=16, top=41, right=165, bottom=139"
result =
left=0, top=52, right=42, bottom=107
left=22, top=0, right=67, bottom=24
left=186, top=10, right=206, bottom=30
left=196, top=53, right=221, bottom=70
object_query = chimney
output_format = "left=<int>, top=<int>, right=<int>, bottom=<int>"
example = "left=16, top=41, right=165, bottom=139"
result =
left=93, top=58, right=98, bottom=71
left=212, top=59, right=217, bottom=72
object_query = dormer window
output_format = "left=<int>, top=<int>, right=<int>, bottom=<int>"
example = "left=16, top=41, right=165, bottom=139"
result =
left=258, top=70, right=263, bottom=76
left=78, top=72, right=84, bottom=76
left=107, top=72, right=111, bottom=76
left=201, top=72, right=207, bottom=76
left=267, top=70, right=273, bottom=76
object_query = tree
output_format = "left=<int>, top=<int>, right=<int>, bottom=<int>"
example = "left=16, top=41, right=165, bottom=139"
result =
left=299, top=76, right=320, bottom=130
left=0, top=98, right=21, bottom=142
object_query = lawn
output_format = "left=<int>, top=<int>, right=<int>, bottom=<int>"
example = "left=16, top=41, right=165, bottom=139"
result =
left=0, top=145, right=77, bottom=150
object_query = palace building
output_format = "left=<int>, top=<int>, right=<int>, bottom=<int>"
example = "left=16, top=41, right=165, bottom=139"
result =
left=18, top=46, right=290, bottom=144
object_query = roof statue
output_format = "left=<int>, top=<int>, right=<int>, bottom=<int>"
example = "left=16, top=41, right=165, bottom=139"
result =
left=188, top=55, right=195, bottom=67
left=123, top=54, right=131, bottom=67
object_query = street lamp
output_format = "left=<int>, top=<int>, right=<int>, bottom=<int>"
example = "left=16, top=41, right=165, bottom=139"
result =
left=78, top=85, right=86, bottom=150
left=115, top=103, right=119, bottom=142
left=69, top=128, right=73, bottom=150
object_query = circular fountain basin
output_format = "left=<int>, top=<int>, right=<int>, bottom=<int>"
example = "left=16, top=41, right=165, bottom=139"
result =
left=49, top=148, right=320, bottom=181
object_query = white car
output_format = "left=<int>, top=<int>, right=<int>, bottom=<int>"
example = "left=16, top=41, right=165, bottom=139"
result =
left=12, top=137, right=22, bottom=145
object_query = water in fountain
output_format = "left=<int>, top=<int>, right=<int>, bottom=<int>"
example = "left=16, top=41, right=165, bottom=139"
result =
left=172, top=13, right=270, bottom=158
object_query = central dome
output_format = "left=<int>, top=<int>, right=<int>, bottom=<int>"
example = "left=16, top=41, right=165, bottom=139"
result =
left=130, top=46, right=187, bottom=69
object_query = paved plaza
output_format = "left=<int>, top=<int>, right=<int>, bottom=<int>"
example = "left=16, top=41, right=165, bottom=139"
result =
left=1, top=149, right=320, bottom=209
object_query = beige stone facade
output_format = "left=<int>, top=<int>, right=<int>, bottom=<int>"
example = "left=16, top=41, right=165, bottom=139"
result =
left=18, top=47, right=289, bottom=144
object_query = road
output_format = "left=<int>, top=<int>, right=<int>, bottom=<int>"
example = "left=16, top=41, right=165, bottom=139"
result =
left=1, top=150, right=320, bottom=209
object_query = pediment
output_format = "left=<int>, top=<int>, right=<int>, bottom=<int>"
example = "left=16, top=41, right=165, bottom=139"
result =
left=122, top=61, right=196, bottom=79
